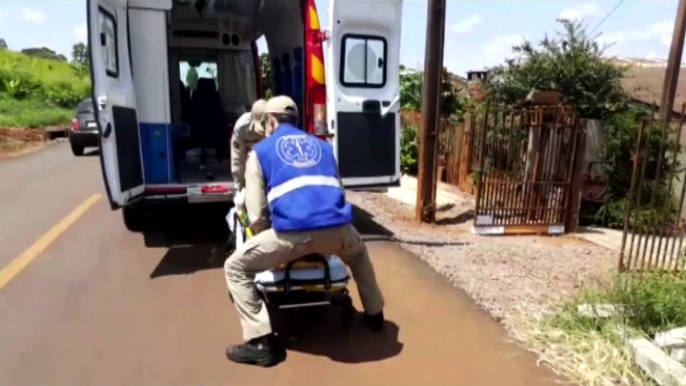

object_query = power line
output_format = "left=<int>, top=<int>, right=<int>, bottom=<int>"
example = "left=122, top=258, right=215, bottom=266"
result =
left=590, top=0, right=625, bottom=35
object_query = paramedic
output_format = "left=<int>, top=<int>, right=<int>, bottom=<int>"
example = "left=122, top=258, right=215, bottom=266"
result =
left=230, top=99, right=267, bottom=190
left=223, top=96, right=385, bottom=367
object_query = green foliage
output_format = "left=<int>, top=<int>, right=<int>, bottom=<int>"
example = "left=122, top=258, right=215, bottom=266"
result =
left=21, top=47, right=67, bottom=62
left=185, top=67, right=199, bottom=91
left=259, top=53, right=272, bottom=97
left=589, top=107, right=681, bottom=229
left=400, top=125, right=419, bottom=175
left=486, top=19, right=628, bottom=119
left=70, top=43, right=90, bottom=77
left=562, top=272, right=686, bottom=337
left=400, top=70, right=422, bottom=110
left=0, top=93, right=73, bottom=128
left=0, top=49, right=90, bottom=92
left=399, top=67, right=465, bottom=118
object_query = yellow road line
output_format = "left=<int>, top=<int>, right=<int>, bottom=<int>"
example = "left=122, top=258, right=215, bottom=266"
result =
left=0, top=194, right=102, bottom=291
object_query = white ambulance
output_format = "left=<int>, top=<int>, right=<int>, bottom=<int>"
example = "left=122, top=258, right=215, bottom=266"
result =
left=87, top=0, right=403, bottom=231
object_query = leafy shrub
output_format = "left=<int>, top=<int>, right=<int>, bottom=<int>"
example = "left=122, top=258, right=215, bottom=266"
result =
left=0, top=69, right=40, bottom=99
left=400, top=125, right=419, bottom=175
left=41, top=82, right=88, bottom=108
left=592, top=108, right=681, bottom=229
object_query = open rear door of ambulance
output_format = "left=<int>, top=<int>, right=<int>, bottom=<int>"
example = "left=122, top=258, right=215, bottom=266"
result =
left=325, top=0, right=403, bottom=190
left=88, top=0, right=145, bottom=209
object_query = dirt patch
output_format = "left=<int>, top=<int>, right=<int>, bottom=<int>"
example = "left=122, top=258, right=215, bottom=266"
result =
left=0, top=127, right=47, bottom=158
left=349, top=190, right=616, bottom=322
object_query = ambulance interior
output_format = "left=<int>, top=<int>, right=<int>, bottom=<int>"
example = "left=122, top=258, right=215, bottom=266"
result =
left=132, top=0, right=306, bottom=185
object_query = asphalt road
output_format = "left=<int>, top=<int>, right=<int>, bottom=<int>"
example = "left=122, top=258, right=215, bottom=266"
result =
left=0, top=142, right=565, bottom=386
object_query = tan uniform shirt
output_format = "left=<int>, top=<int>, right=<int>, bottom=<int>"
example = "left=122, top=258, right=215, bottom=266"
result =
left=244, top=147, right=346, bottom=235
left=230, top=112, right=265, bottom=189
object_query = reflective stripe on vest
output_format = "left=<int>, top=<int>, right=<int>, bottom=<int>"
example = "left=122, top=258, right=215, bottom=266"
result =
left=267, top=175, right=341, bottom=203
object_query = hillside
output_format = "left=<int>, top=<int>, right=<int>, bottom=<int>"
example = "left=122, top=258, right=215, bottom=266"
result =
left=0, top=49, right=90, bottom=129
left=611, top=56, right=686, bottom=112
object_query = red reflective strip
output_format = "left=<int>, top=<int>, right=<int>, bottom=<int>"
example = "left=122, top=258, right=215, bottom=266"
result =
left=201, top=185, right=229, bottom=194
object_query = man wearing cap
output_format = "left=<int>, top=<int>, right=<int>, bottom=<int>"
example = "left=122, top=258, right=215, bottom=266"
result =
left=223, top=95, right=385, bottom=367
left=230, top=99, right=267, bottom=190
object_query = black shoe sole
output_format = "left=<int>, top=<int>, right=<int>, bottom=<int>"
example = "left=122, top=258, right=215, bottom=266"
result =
left=226, top=349, right=286, bottom=368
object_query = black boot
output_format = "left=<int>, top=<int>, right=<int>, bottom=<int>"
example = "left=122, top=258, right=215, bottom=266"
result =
left=363, top=311, right=385, bottom=332
left=225, top=334, right=285, bottom=367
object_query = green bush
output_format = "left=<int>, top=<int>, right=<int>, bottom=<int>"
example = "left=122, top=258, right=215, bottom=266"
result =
left=590, top=107, right=681, bottom=229
left=0, top=92, right=73, bottom=127
left=564, top=272, right=686, bottom=337
left=400, top=125, right=418, bottom=175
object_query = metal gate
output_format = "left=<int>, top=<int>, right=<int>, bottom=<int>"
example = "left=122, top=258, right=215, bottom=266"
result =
left=472, top=104, right=585, bottom=235
left=619, top=104, right=686, bottom=271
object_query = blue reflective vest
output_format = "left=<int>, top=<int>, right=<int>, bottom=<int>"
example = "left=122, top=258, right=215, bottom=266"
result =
left=253, top=123, right=352, bottom=232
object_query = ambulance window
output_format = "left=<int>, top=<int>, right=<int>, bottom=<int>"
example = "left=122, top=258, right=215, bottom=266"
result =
left=99, top=9, right=118, bottom=78
left=340, top=34, right=387, bottom=88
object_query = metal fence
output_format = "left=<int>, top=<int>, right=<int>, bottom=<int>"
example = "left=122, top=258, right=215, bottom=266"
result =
left=472, top=104, right=585, bottom=235
left=619, top=104, right=686, bottom=271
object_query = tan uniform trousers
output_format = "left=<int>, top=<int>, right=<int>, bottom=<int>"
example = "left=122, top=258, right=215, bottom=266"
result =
left=224, top=223, right=385, bottom=341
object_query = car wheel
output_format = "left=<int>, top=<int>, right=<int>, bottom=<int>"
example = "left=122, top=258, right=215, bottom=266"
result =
left=123, top=204, right=149, bottom=233
left=70, top=143, right=85, bottom=156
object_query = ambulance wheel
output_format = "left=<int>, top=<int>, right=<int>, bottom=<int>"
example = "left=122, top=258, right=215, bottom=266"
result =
left=340, top=295, right=354, bottom=329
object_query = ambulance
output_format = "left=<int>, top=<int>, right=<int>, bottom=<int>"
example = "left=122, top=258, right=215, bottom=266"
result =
left=87, top=0, right=403, bottom=231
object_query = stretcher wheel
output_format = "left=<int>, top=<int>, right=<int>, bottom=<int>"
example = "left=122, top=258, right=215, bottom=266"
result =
left=340, top=295, right=354, bottom=329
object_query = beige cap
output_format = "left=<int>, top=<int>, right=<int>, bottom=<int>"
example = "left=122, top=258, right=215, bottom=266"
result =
left=249, top=99, right=267, bottom=136
left=265, top=95, right=298, bottom=117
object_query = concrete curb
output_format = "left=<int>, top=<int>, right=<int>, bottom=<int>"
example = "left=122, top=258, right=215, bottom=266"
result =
left=625, top=335, right=686, bottom=386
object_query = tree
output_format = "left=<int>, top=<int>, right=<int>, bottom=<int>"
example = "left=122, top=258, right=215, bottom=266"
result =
left=186, top=67, right=199, bottom=90
left=21, top=47, right=67, bottom=61
left=485, top=19, right=628, bottom=119
left=259, top=53, right=272, bottom=97
left=71, top=43, right=89, bottom=67
left=0, top=39, right=7, bottom=50
left=399, top=67, right=465, bottom=119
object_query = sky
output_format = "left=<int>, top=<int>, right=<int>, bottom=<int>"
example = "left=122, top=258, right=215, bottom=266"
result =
left=0, top=0, right=680, bottom=77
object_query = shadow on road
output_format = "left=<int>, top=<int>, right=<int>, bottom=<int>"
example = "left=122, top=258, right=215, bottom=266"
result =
left=145, top=204, right=231, bottom=278
left=353, top=205, right=469, bottom=247
left=281, top=307, right=404, bottom=363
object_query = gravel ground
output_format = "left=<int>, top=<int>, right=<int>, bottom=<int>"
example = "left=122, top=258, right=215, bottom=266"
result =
left=348, top=189, right=618, bottom=323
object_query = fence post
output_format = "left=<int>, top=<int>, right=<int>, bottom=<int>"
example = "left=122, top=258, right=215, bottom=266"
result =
left=565, top=121, right=587, bottom=233
left=457, top=113, right=473, bottom=192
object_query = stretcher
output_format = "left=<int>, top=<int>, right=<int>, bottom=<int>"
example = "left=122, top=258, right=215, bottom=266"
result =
left=226, top=207, right=355, bottom=329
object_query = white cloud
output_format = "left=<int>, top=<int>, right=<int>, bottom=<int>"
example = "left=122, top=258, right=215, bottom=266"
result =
left=74, top=23, right=88, bottom=42
left=450, top=14, right=482, bottom=34
left=20, top=7, right=46, bottom=24
left=482, top=34, right=525, bottom=53
left=0, top=9, right=8, bottom=19
left=559, top=3, right=601, bottom=21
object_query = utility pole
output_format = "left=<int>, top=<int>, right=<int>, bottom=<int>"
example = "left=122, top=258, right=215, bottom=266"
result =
left=415, top=0, right=447, bottom=223
left=660, top=0, right=686, bottom=123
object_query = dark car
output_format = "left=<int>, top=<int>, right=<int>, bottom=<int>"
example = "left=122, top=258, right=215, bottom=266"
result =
left=69, top=98, right=98, bottom=156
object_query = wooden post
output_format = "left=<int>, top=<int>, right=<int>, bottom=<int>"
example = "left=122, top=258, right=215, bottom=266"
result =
left=415, top=0, right=447, bottom=223
left=660, top=0, right=686, bottom=123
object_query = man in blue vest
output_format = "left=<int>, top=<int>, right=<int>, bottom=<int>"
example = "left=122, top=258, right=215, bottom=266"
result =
left=223, top=96, right=385, bottom=367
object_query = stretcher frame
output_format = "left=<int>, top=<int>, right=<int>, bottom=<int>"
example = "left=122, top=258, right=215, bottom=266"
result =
left=227, top=208, right=355, bottom=329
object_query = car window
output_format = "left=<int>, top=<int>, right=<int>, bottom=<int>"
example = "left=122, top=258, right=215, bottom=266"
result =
left=77, top=100, right=94, bottom=114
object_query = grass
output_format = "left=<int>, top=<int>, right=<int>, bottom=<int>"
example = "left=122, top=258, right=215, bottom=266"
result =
left=0, top=93, right=73, bottom=128
left=506, top=272, right=686, bottom=386
left=0, top=50, right=90, bottom=92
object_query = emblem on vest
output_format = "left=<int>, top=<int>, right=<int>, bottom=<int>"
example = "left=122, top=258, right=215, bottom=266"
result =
left=276, top=134, right=322, bottom=168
